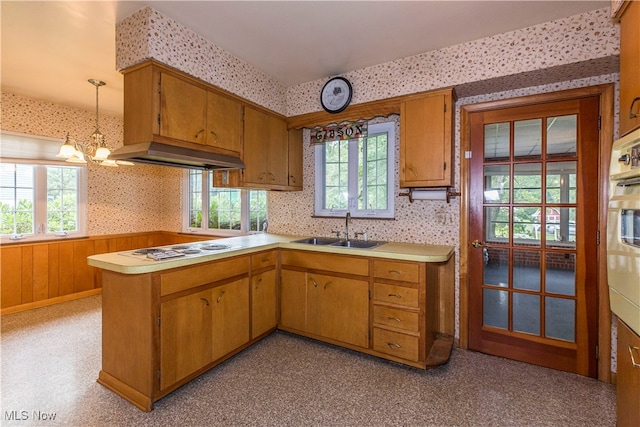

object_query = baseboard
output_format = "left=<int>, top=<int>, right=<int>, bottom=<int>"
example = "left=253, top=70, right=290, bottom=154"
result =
left=0, top=288, right=102, bottom=316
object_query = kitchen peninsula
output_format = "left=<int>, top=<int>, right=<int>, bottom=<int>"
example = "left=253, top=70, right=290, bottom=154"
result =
left=88, top=234, right=455, bottom=411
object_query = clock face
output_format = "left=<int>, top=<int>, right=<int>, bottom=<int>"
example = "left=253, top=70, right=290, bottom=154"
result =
left=321, top=77, right=352, bottom=114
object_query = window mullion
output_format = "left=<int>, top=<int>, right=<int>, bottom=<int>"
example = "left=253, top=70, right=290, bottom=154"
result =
left=202, top=171, right=211, bottom=231
left=347, top=138, right=360, bottom=214
left=34, top=165, right=47, bottom=234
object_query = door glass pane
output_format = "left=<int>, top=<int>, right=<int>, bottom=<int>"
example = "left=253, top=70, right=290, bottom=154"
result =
left=514, top=163, right=541, bottom=203
left=483, top=288, right=508, bottom=329
left=546, top=161, right=577, bottom=203
left=513, top=293, right=540, bottom=335
left=545, top=297, right=575, bottom=342
left=513, top=250, right=540, bottom=291
left=513, top=206, right=541, bottom=246
left=484, top=165, right=510, bottom=203
left=484, top=247, right=509, bottom=287
left=485, top=207, right=510, bottom=243
left=514, top=119, right=542, bottom=160
left=484, top=122, right=510, bottom=161
left=547, top=115, right=577, bottom=158
left=545, top=207, right=576, bottom=248
left=546, top=252, right=575, bottom=296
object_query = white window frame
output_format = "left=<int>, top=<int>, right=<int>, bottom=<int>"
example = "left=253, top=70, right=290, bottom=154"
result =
left=0, top=159, right=87, bottom=243
left=314, top=121, right=395, bottom=218
left=182, top=170, right=267, bottom=236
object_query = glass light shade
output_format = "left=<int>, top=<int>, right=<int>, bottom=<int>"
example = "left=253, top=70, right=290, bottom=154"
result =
left=66, top=150, right=87, bottom=164
left=93, top=146, right=111, bottom=161
left=115, top=160, right=135, bottom=166
left=56, top=141, right=76, bottom=158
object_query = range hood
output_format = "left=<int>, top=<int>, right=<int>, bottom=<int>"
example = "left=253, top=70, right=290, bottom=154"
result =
left=109, top=142, right=245, bottom=170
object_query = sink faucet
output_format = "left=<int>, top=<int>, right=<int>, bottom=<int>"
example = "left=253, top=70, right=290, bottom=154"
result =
left=345, top=212, right=351, bottom=241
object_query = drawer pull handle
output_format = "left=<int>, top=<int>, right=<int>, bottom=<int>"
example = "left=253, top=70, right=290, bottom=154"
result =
left=310, top=278, right=318, bottom=288
left=200, top=298, right=210, bottom=306
left=323, top=281, right=332, bottom=290
left=629, top=345, right=640, bottom=368
left=389, top=269, right=402, bottom=275
left=407, top=166, right=418, bottom=177
left=387, top=342, right=401, bottom=349
left=258, top=172, right=267, bottom=181
left=630, top=97, right=640, bottom=119
left=255, top=278, right=263, bottom=289
left=209, top=130, right=219, bottom=144
left=195, top=129, right=205, bottom=139
left=216, top=291, right=225, bottom=303
left=388, top=317, right=402, bottom=322
left=388, top=294, right=402, bottom=299
left=261, top=256, right=270, bottom=262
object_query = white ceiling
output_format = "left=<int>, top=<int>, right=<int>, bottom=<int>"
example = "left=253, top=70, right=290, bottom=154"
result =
left=1, top=1, right=609, bottom=118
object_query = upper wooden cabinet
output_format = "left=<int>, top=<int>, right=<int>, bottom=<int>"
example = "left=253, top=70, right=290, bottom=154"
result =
left=123, top=62, right=243, bottom=156
left=400, top=88, right=455, bottom=188
left=618, top=0, right=640, bottom=136
left=243, top=106, right=289, bottom=189
left=287, top=128, right=303, bottom=190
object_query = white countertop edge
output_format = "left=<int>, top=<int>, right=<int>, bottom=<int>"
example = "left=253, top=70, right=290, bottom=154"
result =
left=87, top=234, right=455, bottom=275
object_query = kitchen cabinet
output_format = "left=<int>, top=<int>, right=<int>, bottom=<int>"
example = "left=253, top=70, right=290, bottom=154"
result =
left=280, top=251, right=369, bottom=348
left=400, top=88, right=455, bottom=188
left=287, top=128, right=303, bottom=190
left=123, top=61, right=243, bottom=156
left=251, top=250, right=278, bottom=339
left=618, top=0, right=640, bottom=136
left=243, top=106, right=289, bottom=188
left=616, top=318, right=640, bottom=427
left=98, top=255, right=251, bottom=411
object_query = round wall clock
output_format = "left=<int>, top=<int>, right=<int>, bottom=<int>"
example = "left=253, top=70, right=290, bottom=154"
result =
left=320, top=77, right=353, bottom=114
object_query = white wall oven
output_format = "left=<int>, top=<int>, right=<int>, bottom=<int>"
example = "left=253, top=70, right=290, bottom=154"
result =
left=607, top=129, right=640, bottom=336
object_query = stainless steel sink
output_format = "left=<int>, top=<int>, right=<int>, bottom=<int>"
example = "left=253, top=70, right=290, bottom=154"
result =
left=292, top=237, right=340, bottom=245
left=330, top=240, right=384, bottom=249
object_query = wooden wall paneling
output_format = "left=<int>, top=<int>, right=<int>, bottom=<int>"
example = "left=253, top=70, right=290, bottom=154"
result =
left=32, top=244, right=49, bottom=302
left=115, top=237, right=132, bottom=252
left=57, top=242, right=75, bottom=296
left=73, top=240, right=96, bottom=292
left=48, top=243, right=60, bottom=298
left=1, top=247, right=23, bottom=308
left=20, top=246, right=33, bottom=304
left=94, top=238, right=110, bottom=255
left=131, top=235, right=150, bottom=250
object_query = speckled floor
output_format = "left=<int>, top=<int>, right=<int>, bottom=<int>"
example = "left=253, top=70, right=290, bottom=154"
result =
left=1, top=295, right=615, bottom=426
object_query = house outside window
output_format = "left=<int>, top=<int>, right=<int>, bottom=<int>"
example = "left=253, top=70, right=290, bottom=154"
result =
left=184, top=170, right=267, bottom=235
left=314, top=121, right=395, bottom=218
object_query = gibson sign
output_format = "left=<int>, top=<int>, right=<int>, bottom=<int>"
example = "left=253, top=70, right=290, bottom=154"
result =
left=311, top=120, right=367, bottom=144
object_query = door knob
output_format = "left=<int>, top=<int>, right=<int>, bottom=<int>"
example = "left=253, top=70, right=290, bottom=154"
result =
left=471, top=240, right=485, bottom=248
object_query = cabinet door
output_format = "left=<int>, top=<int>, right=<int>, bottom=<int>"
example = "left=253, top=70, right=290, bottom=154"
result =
left=287, top=128, right=303, bottom=190
left=280, top=269, right=307, bottom=331
left=211, top=279, right=250, bottom=361
left=617, top=319, right=640, bottom=427
left=244, top=107, right=288, bottom=187
left=251, top=269, right=277, bottom=338
left=309, top=273, right=370, bottom=348
left=160, top=289, right=213, bottom=389
left=207, top=91, right=243, bottom=154
left=400, top=93, right=452, bottom=187
left=159, top=73, right=208, bottom=144
left=620, top=0, right=640, bottom=136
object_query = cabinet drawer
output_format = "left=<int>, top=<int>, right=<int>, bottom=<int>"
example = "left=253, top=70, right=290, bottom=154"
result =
left=251, top=251, right=276, bottom=270
left=160, top=256, right=249, bottom=296
left=373, top=260, right=420, bottom=283
left=373, top=283, right=419, bottom=308
left=373, top=306, right=419, bottom=332
left=373, top=328, right=419, bottom=362
left=281, top=250, right=368, bottom=276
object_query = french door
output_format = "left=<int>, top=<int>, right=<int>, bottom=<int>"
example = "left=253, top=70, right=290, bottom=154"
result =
left=468, top=96, right=600, bottom=377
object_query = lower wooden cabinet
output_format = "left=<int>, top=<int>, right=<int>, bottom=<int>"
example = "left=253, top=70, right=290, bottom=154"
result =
left=617, top=318, right=640, bottom=427
left=251, top=269, right=277, bottom=339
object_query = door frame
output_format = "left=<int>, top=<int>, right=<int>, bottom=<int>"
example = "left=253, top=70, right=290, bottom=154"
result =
left=459, top=84, right=615, bottom=382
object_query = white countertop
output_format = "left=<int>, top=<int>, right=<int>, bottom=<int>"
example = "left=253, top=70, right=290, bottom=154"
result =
left=87, top=233, right=455, bottom=275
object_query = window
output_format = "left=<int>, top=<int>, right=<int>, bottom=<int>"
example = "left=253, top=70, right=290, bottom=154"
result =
left=1, top=162, right=87, bottom=242
left=184, top=170, right=267, bottom=235
left=315, top=121, right=395, bottom=218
